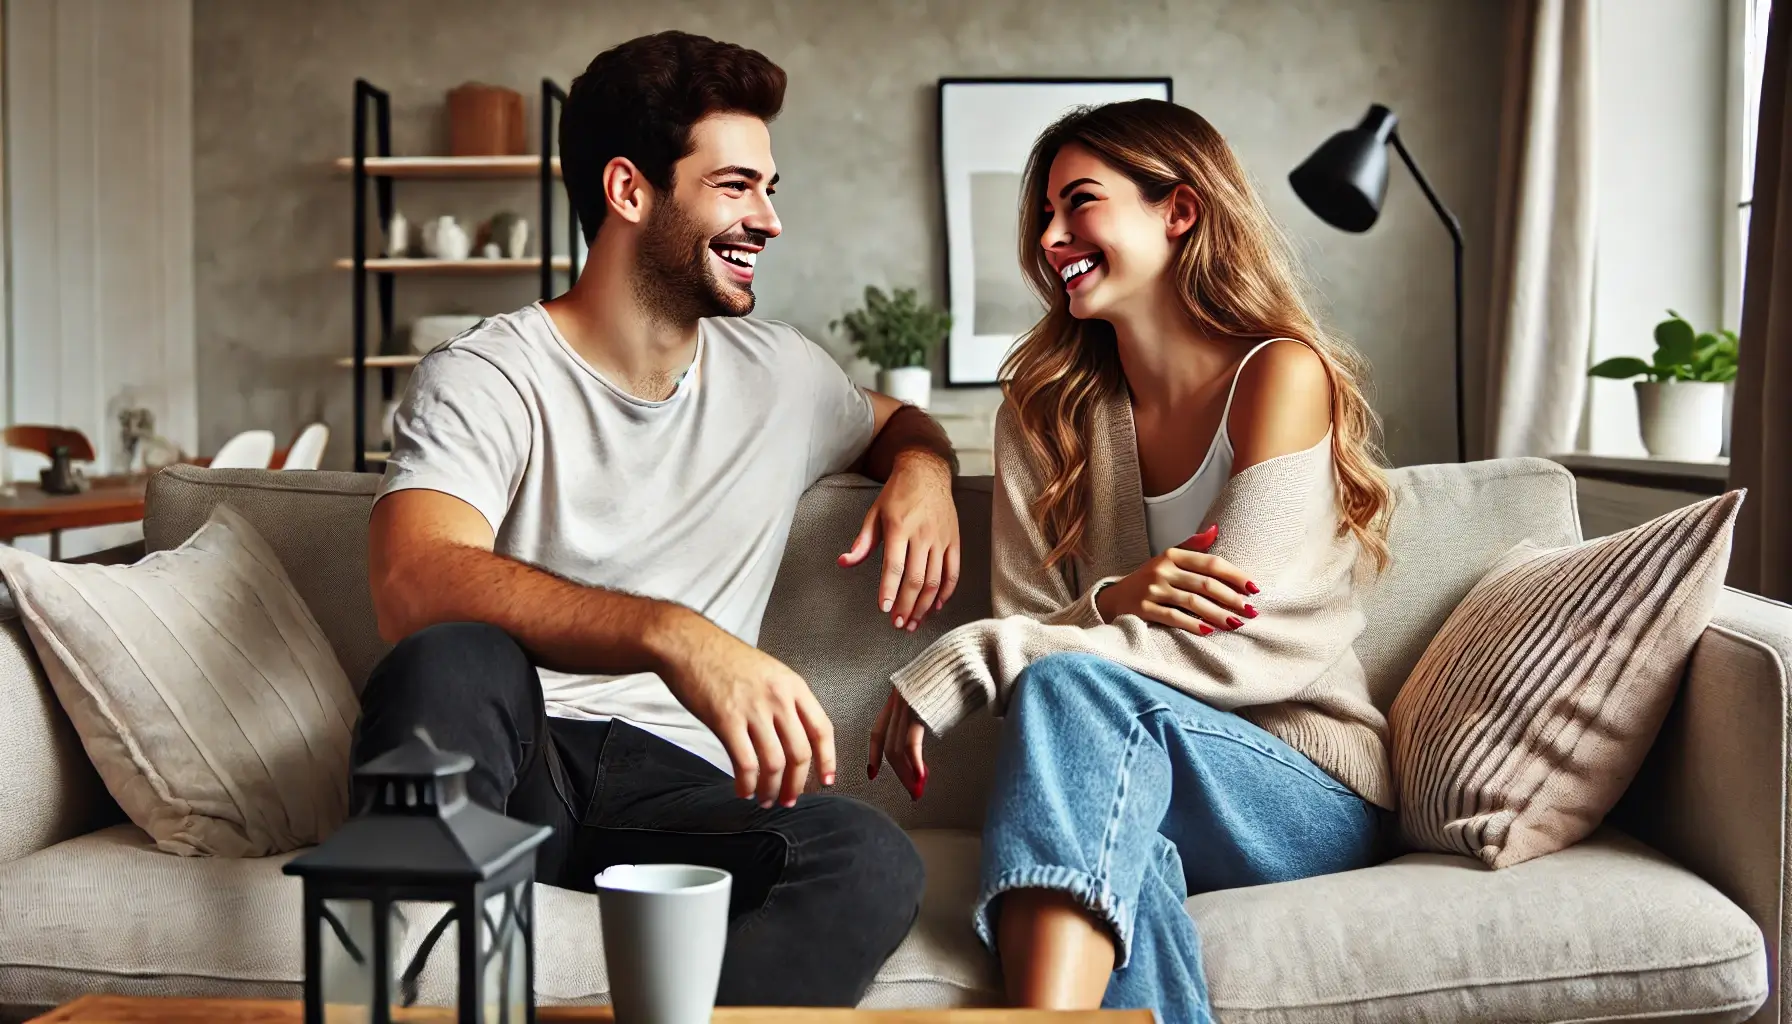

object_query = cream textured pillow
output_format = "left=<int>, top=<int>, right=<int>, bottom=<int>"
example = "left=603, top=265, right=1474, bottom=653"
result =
left=0, top=504, right=358, bottom=857
left=1390, top=490, right=1743, bottom=869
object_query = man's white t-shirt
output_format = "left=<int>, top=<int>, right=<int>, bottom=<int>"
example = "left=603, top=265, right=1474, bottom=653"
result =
left=377, top=302, right=875, bottom=774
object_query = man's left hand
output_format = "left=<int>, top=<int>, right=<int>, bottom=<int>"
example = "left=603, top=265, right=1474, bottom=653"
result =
left=838, top=452, right=960, bottom=630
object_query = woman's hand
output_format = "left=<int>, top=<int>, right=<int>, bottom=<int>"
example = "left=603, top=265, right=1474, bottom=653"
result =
left=868, top=688, right=927, bottom=800
left=1094, top=525, right=1259, bottom=634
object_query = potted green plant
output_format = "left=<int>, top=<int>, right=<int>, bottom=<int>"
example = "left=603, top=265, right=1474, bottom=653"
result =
left=831, top=286, right=951, bottom=408
left=1587, top=310, right=1737, bottom=461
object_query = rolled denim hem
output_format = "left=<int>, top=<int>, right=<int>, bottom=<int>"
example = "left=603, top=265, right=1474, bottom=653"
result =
left=971, top=864, right=1138, bottom=970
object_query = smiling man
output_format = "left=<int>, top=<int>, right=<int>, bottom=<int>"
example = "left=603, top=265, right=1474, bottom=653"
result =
left=354, top=31, right=960, bottom=1006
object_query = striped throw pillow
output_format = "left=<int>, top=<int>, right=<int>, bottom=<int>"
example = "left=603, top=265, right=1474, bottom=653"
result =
left=1389, top=490, right=1743, bottom=869
left=0, top=504, right=358, bottom=857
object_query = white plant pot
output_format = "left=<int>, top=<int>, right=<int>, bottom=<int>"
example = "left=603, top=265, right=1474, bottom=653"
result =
left=1635, top=380, right=1726, bottom=461
left=878, top=367, right=933, bottom=409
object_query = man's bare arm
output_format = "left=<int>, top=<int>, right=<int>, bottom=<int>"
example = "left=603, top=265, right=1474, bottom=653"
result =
left=370, top=488, right=696, bottom=674
left=369, top=489, right=836, bottom=806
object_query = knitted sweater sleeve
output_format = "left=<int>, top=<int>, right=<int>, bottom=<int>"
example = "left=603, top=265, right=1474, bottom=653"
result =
left=892, top=432, right=1364, bottom=737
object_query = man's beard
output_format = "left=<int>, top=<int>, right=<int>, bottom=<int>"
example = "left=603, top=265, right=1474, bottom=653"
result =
left=634, top=197, right=756, bottom=323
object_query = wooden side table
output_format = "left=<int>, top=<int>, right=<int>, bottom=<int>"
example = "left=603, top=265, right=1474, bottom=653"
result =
left=33, top=996, right=1150, bottom=1023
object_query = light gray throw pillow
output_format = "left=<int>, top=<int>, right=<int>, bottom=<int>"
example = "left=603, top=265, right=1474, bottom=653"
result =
left=0, top=504, right=358, bottom=856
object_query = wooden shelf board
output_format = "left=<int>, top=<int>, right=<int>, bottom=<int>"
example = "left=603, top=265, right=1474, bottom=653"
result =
left=336, top=355, right=423, bottom=369
left=337, top=257, right=571, bottom=273
left=333, top=155, right=560, bottom=178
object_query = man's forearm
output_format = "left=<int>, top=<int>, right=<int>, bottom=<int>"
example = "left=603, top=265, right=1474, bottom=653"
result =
left=379, top=542, right=708, bottom=677
left=859, top=404, right=958, bottom=481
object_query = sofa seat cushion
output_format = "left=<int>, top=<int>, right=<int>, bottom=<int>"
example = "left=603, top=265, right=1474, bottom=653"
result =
left=0, top=827, right=999, bottom=1012
left=1193, top=828, right=1767, bottom=1023
left=0, top=825, right=1763, bottom=1021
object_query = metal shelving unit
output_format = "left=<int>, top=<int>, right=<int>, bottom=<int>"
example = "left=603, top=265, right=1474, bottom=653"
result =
left=345, top=78, right=580, bottom=472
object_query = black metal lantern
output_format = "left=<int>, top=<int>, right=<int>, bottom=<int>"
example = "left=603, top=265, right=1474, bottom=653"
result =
left=285, top=730, right=553, bottom=1024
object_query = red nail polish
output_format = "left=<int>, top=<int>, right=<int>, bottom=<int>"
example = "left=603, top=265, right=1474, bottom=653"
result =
left=1198, top=623, right=1214, bottom=636
left=1243, top=604, right=1258, bottom=618
left=868, top=763, right=878, bottom=780
left=823, top=773, right=836, bottom=787
left=1227, top=616, right=1243, bottom=629
left=1246, top=581, right=1260, bottom=595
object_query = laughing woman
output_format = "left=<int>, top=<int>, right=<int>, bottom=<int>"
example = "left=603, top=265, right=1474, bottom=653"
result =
left=869, top=100, right=1396, bottom=1023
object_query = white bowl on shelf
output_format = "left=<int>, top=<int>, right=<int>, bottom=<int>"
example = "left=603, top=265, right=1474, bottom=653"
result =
left=410, top=314, right=484, bottom=354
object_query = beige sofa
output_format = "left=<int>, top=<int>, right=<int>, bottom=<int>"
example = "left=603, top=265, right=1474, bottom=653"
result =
left=0, top=457, right=1785, bottom=1022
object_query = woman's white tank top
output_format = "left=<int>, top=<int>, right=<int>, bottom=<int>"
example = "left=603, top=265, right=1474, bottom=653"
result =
left=1143, top=338, right=1289, bottom=555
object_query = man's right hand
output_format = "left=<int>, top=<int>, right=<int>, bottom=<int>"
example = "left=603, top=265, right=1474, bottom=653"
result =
left=652, top=611, right=836, bottom=809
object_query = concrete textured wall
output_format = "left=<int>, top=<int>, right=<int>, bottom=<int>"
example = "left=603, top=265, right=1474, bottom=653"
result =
left=193, top=0, right=1504, bottom=470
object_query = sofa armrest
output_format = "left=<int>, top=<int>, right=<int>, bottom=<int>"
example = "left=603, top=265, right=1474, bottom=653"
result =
left=1618, top=587, right=1792, bottom=1024
left=0, top=616, right=112, bottom=865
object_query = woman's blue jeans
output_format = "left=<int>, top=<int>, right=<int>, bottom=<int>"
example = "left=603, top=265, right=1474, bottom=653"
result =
left=977, top=653, right=1384, bottom=1024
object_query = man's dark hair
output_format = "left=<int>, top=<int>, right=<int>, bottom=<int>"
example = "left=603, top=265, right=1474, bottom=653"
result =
left=561, top=31, right=786, bottom=242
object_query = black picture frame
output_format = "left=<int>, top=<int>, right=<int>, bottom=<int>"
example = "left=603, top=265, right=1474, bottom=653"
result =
left=937, top=76, right=1175, bottom=388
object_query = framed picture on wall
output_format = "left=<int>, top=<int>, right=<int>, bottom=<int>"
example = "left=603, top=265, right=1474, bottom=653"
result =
left=938, top=76, right=1173, bottom=387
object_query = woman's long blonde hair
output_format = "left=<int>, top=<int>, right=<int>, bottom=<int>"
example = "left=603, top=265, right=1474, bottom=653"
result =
left=1001, top=100, right=1392, bottom=571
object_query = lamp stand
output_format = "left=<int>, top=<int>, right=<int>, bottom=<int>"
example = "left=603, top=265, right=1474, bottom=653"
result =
left=1390, top=132, right=1467, bottom=463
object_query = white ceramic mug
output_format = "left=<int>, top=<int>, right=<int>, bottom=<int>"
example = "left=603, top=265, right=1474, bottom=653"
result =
left=594, top=864, right=731, bottom=1024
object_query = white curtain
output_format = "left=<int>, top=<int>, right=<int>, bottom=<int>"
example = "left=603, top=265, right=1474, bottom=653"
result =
left=1483, top=0, right=1599, bottom=458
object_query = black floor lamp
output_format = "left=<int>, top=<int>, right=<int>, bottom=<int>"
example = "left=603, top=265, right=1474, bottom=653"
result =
left=1290, top=104, right=1467, bottom=463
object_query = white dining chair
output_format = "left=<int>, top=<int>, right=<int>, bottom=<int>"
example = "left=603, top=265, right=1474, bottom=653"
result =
left=281, top=423, right=329, bottom=471
left=209, top=429, right=277, bottom=470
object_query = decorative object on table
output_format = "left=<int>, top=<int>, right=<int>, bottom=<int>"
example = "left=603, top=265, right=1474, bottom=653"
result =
left=937, top=77, right=1172, bottom=386
left=383, top=210, right=411, bottom=258
left=284, top=727, right=550, bottom=1024
left=595, top=864, right=732, bottom=1024
left=0, top=504, right=356, bottom=855
left=420, top=215, right=471, bottom=261
left=1292, top=103, right=1466, bottom=462
left=38, top=447, right=87, bottom=495
left=831, top=286, right=952, bottom=409
left=410, top=314, right=485, bottom=355
left=118, top=407, right=184, bottom=474
left=447, top=81, right=526, bottom=156
left=480, top=242, right=502, bottom=259
left=1587, top=310, right=1738, bottom=461
left=1390, top=490, right=1743, bottom=869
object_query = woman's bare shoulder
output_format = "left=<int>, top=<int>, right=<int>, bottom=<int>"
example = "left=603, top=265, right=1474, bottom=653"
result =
left=1227, top=339, right=1332, bottom=474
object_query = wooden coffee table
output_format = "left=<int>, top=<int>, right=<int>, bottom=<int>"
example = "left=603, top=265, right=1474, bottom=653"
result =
left=33, top=996, right=1152, bottom=1022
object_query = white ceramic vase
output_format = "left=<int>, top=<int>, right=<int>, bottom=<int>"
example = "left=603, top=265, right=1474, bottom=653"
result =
left=878, top=367, right=933, bottom=409
left=1635, top=380, right=1726, bottom=461
left=421, top=215, right=471, bottom=261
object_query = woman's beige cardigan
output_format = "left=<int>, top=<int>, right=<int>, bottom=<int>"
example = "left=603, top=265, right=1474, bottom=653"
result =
left=891, top=393, right=1393, bottom=809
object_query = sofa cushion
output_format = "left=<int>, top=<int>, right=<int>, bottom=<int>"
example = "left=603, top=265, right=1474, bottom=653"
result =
left=0, top=505, right=359, bottom=858
left=1392, top=492, right=1744, bottom=869
left=0, top=825, right=1761, bottom=1022
left=0, top=826, right=999, bottom=1013
left=144, top=467, right=385, bottom=691
left=1192, top=828, right=1765, bottom=1023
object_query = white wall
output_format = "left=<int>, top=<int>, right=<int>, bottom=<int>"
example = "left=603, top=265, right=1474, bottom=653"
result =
left=5, top=0, right=196, bottom=555
left=1588, top=0, right=1730, bottom=455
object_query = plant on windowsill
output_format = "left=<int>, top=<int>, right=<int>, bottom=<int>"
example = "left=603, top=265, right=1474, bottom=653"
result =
left=1587, top=310, right=1738, bottom=461
left=831, top=286, right=951, bottom=409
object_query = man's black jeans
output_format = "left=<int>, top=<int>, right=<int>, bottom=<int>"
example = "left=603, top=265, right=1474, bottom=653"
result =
left=350, top=622, right=925, bottom=1007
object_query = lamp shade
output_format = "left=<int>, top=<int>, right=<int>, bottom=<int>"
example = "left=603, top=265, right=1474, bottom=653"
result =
left=1290, top=104, right=1399, bottom=233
